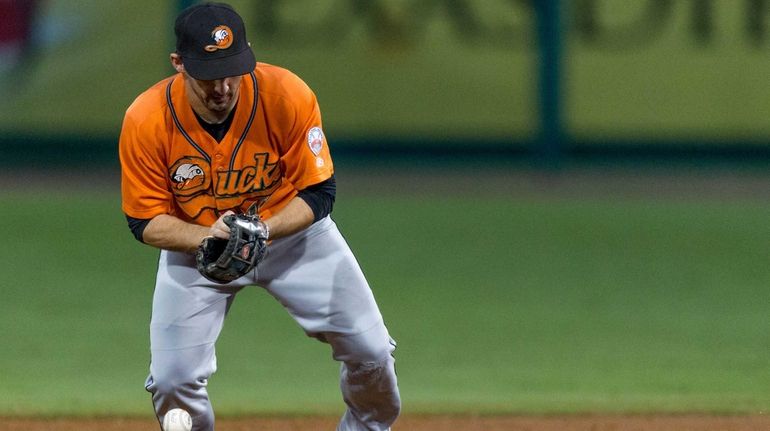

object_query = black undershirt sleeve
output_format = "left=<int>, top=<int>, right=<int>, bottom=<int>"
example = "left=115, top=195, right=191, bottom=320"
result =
left=126, top=215, right=151, bottom=243
left=296, top=175, right=336, bottom=223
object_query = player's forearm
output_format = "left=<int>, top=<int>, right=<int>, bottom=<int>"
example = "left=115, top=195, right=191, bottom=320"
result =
left=143, top=214, right=211, bottom=253
left=264, top=196, right=314, bottom=240
left=142, top=197, right=313, bottom=252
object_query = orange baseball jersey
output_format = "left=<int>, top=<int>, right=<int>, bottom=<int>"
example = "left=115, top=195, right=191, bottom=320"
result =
left=119, top=63, right=334, bottom=226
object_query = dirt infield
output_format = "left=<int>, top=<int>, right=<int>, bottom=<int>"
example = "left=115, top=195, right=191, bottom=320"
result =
left=3, top=415, right=770, bottom=431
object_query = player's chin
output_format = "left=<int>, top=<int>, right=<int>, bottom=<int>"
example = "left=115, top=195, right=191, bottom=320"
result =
left=208, top=102, right=229, bottom=112
left=207, top=97, right=232, bottom=111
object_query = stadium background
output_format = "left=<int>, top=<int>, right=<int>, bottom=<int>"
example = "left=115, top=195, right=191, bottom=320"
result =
left=2, top=0, right=770, bottom=426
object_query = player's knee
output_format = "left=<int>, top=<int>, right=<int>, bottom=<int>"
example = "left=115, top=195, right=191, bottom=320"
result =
left=147, top=346, right=216, bottom=398
left=345, top=357, right=398, bottom=393
left=327, top=323, right=397, bottom=362
left=146, top=363, right=209, bottom=398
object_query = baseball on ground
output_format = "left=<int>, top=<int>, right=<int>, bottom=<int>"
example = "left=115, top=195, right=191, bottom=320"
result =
left=162, top=408, right=193, bottom=431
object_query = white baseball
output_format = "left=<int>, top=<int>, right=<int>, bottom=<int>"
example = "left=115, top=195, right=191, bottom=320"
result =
left=162, top=408, right=193, bottom=431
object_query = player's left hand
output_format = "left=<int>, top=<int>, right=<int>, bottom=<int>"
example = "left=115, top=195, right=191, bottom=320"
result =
left=196, top=212, right=269, bottom=284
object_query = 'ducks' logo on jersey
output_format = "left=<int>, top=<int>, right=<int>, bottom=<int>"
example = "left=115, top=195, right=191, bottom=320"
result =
left=214, top=153, right=281, bottom=197
left=168, top=153, right=281, bottom=221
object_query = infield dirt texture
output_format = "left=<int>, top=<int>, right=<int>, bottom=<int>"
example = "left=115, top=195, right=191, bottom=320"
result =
left=3, top=414, right=770, bottom=430
left=2, top=165, right=770, bottom=430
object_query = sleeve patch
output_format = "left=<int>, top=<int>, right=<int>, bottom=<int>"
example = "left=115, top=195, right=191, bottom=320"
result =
left=307, top=126, right=324, bottom=155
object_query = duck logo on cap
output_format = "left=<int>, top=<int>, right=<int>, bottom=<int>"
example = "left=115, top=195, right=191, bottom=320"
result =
left=204, top=25, right=233, bottom=52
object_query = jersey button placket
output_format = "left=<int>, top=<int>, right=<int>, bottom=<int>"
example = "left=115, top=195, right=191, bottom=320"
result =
left=215, top=152, right=225, bottom=172
left=213, top=156, right=226, bottom=212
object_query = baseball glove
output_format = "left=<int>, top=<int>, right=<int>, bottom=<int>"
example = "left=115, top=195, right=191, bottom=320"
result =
left=195, top=212, right=269, bottom=284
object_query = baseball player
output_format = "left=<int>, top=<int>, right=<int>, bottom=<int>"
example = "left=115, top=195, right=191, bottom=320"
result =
left=118, top=3, right=400, bottom=430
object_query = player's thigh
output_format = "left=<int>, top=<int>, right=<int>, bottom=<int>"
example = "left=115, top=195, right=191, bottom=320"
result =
left=257, top=217, right=384, bottom=338
left=151, top=250, right=239, bottom=350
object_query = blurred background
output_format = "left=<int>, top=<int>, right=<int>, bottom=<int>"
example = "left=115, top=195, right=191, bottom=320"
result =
left=2, top=0, right=770, bottom=419
left=4, top=0, right=770, bottom=164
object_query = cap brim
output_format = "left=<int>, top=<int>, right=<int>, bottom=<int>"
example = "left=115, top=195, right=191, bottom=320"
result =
left=183, top=47, right=256, bottom=80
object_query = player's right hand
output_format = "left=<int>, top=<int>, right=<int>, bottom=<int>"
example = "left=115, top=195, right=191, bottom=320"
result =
left=209, top=210, right=235, bottom=239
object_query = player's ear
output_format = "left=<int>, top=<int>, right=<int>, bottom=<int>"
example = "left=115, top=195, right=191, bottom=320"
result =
left=170, top=53, right=186, bottom=74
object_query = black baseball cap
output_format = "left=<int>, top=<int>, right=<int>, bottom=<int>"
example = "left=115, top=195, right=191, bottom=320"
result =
left=174, top=2, right=256, bottom=80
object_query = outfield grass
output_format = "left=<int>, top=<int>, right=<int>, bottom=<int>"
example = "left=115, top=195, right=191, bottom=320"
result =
left=1, top=187, right=769, bottom=416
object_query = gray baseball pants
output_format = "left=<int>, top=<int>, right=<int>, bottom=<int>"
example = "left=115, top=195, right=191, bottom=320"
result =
left=144, top=216, right=400, bottom=430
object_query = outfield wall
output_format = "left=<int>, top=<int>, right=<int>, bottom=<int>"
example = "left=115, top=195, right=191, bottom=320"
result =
left=2, top=1, right=770, bottom=165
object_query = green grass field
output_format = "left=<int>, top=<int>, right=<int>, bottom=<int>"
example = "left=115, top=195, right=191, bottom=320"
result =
left=3, top=0, right=770, bottom=422
left=2, top=179, right=769, bottom=417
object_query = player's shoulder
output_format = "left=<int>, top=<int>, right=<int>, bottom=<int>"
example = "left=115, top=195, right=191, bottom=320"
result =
left=254, top=62, right=314, bottom=103
left=123, top=75, right=176, bottom=125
